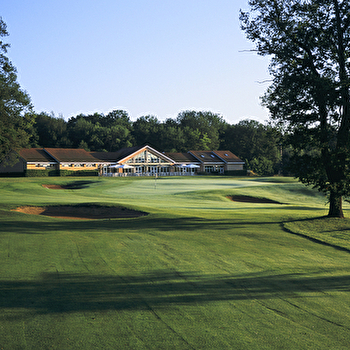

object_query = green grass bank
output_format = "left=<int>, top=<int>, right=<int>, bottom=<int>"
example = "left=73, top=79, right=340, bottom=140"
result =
left=0, top=176, right=350, bottom=349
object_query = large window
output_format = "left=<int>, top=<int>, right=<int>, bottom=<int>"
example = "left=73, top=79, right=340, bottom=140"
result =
left=147, top=153, right=159, bottom=163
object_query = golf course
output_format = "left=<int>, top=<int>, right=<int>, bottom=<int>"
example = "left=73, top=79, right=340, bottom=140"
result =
left=1, top=175, right=350, bottom=349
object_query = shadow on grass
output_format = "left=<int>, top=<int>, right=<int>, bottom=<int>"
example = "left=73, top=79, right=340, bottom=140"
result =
left=0, top=216, right=285, bottom=235
left=1, top=270, right=349, bottom=317
left=282, top=217, right=350, bottom=253
left=61, top=180, right=99, bottom=190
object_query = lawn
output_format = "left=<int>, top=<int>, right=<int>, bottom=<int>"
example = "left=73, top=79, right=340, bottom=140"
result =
left=1, top=176, right=350, bottom=349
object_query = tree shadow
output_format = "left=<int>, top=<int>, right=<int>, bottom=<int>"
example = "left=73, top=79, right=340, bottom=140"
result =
left=0, top=216, right=285, bottom=235
left=61, top=180, right=99, bottom=190
left=0, top=270, right=349, bottom=317
left=282, top=217, right=350, bottom=253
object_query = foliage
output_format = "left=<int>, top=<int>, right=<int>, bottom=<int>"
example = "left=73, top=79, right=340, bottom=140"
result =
left=33, top=112, right=70, bottom=148
left=29, top=109, right=283, bottom=173
left=132, top=115, right=161, bottom=148
left=58, top=169, right=98, bottom=177
left=66, top=111, right=133, bottom=151
left=25, top=169, right=59, bottom=177
left=221, top=119, right=282, bottom=175
left=176, top=110, right=226, bottom=150
left=247, top=156, right=275, bottom=176
left=0, top=17, right=34, bottom=165
left=240, top=0, right=350, bottom=217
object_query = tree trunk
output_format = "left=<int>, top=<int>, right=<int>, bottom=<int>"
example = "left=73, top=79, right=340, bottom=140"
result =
left=328, top=191, right=344, bottom=218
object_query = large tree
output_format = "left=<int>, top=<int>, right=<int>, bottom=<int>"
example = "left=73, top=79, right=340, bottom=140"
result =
left=240, top=0, right=350, bottom=217
left=176, top=110, right=226, bottom=150
left=0, top=17, right=33, bottom=164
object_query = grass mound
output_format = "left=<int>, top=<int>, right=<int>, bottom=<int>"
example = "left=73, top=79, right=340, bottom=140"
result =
left=284, top=217, right=350, bottom=251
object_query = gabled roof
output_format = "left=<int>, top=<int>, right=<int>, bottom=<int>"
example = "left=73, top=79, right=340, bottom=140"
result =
left=164, top=152, right=199, bottom=164
left=44, top=148, right=101, bottom=163
left=19, top=148, right=56, bottom=163
left=92, top=145, right=175, bottom=164
left=189, top=151, right=225, bottom=164
left=212, top=150, right=244, bottom=163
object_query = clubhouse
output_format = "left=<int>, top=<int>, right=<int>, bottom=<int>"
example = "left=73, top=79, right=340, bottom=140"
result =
left=0, top=145, right=245, bottom=177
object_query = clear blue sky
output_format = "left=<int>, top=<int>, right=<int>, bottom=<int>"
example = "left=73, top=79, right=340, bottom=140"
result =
left=2, top=0, right=271, bottom=124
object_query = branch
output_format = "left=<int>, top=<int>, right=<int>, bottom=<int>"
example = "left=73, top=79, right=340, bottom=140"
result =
left=256, top=79, right=273, bottom=84
left=238, top=49, right=259, bottom=53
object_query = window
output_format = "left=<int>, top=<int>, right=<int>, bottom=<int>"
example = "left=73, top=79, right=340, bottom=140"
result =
left=205, top=166, right=214, bottom=173
left=147, top=153, right=159, bottom=163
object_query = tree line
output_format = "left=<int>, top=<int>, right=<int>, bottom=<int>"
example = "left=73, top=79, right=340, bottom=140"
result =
left=29, top=110, right=283, bottom=176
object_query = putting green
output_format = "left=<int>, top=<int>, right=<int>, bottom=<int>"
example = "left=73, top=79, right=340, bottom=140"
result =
left=0, top=176, right=350, bottom=349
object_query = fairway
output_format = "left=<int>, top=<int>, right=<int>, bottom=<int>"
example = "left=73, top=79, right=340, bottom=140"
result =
left=1, top=176, right=350, bottom=349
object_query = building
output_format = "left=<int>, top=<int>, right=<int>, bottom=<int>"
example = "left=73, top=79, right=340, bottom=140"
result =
left=0, top=145, right=245, bottom=176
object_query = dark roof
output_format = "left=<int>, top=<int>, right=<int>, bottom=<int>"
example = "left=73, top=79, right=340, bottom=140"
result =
left=189, top=151, right=225, bottom=163
left=92, top=145, right=175, bottom=163
left=90, top=146, right=142, bottom=162
left=212, top=150, right=244, bottom=163
left=44, top=148, right=101, bottom=163
left=164, top=152, right=199, bottom=163
left=19, top=148, right=56, bottom=162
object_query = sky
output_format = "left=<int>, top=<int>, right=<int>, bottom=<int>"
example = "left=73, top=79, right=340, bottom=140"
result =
left=2, top=0, right=271, bottom=124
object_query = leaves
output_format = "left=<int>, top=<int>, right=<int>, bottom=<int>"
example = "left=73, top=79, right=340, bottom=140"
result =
left=0, top=17, right=33, bottom=164
left=241, top=0, right=350, bottom=216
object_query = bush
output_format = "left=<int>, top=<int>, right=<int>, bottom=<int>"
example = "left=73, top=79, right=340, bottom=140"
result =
left=247, top=157, right=275, bottom=176
left=59, top=170, right=99, bottom=177
left=224, top=170, right=247, bottom=176
left=24, top=169, right=98, bottom=177
left=25, top=170, right=55, bottom=177
left=0, top=172, right=25, bottom=177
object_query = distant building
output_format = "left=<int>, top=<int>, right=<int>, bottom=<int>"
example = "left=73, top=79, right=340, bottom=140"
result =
left=0, top=145, right=245, bottom=177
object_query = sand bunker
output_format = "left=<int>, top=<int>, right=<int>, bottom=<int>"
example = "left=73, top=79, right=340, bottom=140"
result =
left=13, top=205, right=147, bottom=220
left=227, top=195, right=284, bottom=204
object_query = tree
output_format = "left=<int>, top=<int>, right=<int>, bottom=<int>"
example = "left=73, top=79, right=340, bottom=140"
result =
left=221, top=119, right=282, bottom=175
left=34, top=112, right=69, bottom=148
left=176, top=110, right=226, bottom=150
left=132, top=115, right=161, bottom=148
left=0, top=17, right=33, bottom=164
left=240, top=0, right=350, bottom=217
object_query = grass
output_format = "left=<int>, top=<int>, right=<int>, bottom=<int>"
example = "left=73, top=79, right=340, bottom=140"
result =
left=0, top=176, right=350, bottom=349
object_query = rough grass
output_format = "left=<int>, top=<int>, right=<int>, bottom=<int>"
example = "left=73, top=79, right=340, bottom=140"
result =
left=0, top=176, right=350, bottom=349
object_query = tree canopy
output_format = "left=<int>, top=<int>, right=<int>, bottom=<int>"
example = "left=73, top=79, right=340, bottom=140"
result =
left=240, top=0, right=350, bottom=217
left=0, top=17, right=33, bottom=164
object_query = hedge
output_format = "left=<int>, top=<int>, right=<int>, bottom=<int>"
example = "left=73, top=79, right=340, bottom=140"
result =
left=223, top=170, right=247, bottom=176
left=24, top=169, right=99, bottom=177
left=0, top=172, right=25, bottom=177
left=59, top=170, right=99, bottom=177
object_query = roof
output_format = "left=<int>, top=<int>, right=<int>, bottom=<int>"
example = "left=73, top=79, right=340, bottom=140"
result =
left=90, top=146, right=142, bottom=162
left=164, top=152, right=199, bottom=163
left=44, top=148, right=101, bottom=163
left=189, top=151, right=225, bottom=164
left=212, top=150, right=244, bottom=163
left=19, top=148, right=56, bottom=163
left=92, top=145, right=175, bottom=164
